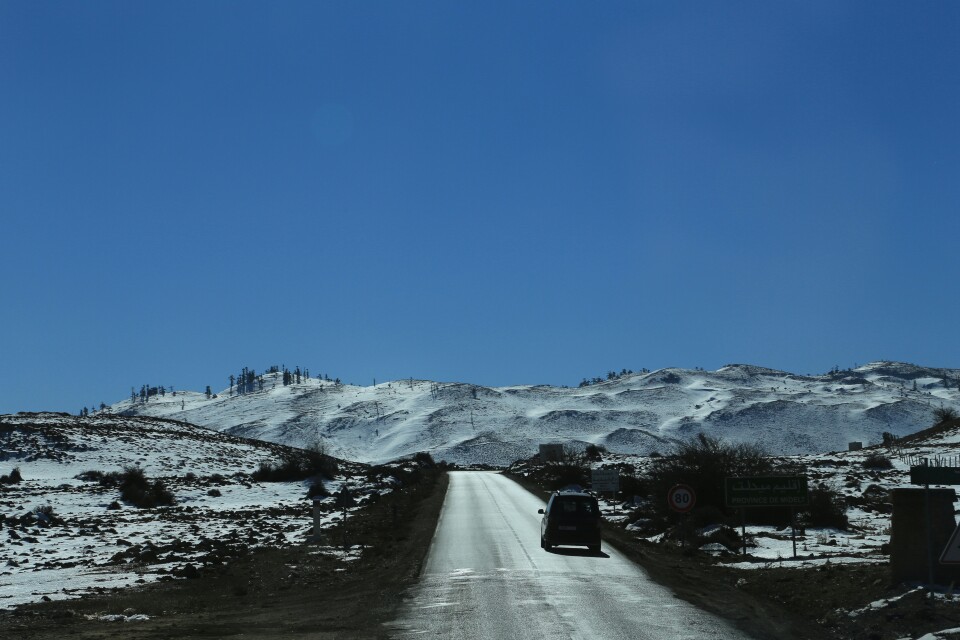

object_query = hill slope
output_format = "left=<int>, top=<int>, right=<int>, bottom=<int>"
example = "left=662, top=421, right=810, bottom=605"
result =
left=110, top=362, right=960, bottom=465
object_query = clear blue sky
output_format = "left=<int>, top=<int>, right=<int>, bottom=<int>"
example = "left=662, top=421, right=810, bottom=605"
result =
left=3, top=2, right=959, bottom=414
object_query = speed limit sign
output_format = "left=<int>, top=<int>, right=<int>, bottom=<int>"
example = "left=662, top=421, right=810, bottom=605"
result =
left=667, top=484, right=696, bottom=513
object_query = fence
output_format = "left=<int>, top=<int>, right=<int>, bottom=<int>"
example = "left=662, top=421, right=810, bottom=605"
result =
left=897, top=452, right=960, bottom=468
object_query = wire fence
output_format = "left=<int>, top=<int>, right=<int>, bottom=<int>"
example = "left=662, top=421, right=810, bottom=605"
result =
left=896, top=451, right=960, bottom=468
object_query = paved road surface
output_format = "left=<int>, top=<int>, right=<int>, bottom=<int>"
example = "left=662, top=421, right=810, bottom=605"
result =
left=388, top=471, right=753, bottom=639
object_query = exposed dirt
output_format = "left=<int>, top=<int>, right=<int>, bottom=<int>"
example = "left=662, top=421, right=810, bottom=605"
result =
left=0, top=469, right=448, bottom=639
left=729, top=562, right=960, bottom=640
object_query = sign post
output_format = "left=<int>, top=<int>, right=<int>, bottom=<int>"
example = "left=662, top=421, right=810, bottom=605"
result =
left=667, top=484, right=696, bottom=549
left=908, top=460, right=960, bottom=591
left=592, top=468, right=620, bottom=511
left=336, top=485, right=356, bottom=553
left=935, top=464, right=960, bottom=573
left=725, top=476, right=809, bottom=558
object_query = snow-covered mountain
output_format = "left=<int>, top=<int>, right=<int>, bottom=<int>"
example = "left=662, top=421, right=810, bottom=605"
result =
left=110, top=362, right=960, bottom=466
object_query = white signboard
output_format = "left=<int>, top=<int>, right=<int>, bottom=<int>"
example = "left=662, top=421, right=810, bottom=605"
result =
left=592, top=468, right=619, bottom=492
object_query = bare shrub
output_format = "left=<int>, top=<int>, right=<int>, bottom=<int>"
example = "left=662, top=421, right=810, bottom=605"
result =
left=307, top=479, right=328, bottom=498
left=934, top=406, right=959, bottom=425
left=412, top=451, right=436, bottom=468
left=645, top=434, right=771, bottom=517
left=862, top=453, right=893, bottom=470
left=253, top=443, right=339, bottom=483
left=798, top=485, right=848, bottom=529
left=537, top=463, right=589, bottom=491
left=118, top=467, right=175, bottom=508
left=584, top=444, right=606, bottom=461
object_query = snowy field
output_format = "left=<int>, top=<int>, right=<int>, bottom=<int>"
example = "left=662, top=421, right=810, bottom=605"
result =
left=0, top=412, right=413, bottom=609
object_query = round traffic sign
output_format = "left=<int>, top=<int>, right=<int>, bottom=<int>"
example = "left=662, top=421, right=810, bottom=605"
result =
left=667, top=484, right=696, bottom=513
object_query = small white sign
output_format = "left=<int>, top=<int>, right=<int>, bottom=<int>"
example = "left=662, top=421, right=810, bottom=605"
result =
left=592, top=468, right=619, bottom=492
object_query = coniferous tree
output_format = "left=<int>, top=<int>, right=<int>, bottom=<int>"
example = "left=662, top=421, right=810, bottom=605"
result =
left=205, top=385, right=212, bottom=399
left=229, top=375, right=235, bottom=395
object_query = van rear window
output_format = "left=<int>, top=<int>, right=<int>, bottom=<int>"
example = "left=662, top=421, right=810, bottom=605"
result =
left=557, top=497, right=596, bottom=515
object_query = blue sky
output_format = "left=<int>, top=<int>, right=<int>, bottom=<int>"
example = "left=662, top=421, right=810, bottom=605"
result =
left=2, top=1, right=959, bottom=414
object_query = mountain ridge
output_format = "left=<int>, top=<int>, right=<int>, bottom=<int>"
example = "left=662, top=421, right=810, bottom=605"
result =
left=107, top=361, right=960, bottom=466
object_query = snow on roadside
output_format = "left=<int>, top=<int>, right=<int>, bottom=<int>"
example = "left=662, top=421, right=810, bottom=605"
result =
left=0, top=412, right=407, bottom=609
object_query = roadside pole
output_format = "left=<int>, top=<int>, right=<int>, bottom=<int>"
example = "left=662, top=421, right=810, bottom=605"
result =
left=741, top=509, right=746, bottom=556
left=924, top=458, right=935, bottom=594
left=337, top=484, right=356, bottom=554
left=666, top=484, right=696, bottom=549
left=342, top=500, right=347, bottom=552
left=791, top=508, right=797, bottom=559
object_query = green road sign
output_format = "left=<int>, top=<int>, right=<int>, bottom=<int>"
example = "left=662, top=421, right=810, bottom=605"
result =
left=725, top=476, right=809, bottom=508
left=910, top=465, right=960, bottom=485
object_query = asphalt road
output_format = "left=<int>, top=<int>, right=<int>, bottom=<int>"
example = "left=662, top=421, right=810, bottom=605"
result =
left=388, top=471, right=753, bottom=639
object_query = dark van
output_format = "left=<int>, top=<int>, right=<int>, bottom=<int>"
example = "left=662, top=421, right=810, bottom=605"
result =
left=538, top=489, right=601, bottom=552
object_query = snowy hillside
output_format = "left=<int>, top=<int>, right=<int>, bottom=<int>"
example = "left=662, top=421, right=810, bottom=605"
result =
left=110, top=362, right=960, bottom=466
left=0, top=412, right=407, bottom=609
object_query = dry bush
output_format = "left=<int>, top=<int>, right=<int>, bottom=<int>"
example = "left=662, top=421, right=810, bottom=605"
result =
left=645, top=433, right=772, bottom=517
